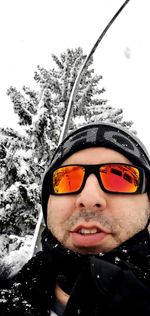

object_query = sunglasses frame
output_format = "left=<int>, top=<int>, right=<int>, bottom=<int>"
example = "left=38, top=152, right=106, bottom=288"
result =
left=48, top=163, right=146, bottom=195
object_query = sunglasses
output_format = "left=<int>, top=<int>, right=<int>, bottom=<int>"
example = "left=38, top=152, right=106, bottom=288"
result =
left=48, top=163, right=146, bottom=195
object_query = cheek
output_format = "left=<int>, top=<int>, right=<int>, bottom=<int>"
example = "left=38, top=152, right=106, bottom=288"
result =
left=46, top=196, right=76, bottom=244
left=110, top=194, right=150, bottom=233
left=47, top=196, right=75, bottom=226
left=110, top=194, right=149, bottom=213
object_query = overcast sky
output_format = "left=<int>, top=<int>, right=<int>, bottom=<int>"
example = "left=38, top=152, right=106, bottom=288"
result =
left=0, top=0, right=150, bottom=152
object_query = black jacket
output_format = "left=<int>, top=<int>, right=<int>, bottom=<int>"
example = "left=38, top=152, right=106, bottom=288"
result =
left=1, top=229, right=150, bottom=316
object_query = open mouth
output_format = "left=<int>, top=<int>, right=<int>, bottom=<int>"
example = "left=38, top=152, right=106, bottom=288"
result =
left=70, top=224, right=109, bottom=248
left=78, top=228, right=100, bottom=235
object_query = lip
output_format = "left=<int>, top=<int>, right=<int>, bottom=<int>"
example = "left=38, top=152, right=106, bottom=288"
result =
left=71, top=222, right=110, bottom=234
left=70, top=223, right=110, bottom=247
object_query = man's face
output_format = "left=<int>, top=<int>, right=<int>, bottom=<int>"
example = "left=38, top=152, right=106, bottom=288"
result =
left=47, top=147, right=150, bottom=254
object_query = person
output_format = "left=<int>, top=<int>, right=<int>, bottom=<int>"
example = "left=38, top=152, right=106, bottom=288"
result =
left=1, top=122, right=150, bottom=315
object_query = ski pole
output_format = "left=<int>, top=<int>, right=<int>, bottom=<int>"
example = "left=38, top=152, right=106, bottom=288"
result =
left=31, top=0, right=131, bottom=257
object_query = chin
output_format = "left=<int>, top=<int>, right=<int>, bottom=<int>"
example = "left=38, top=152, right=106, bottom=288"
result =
left=71, top=246, right=107, bottom=255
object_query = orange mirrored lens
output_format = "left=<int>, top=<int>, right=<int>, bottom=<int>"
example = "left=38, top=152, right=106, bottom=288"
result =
left=53, top=166, right=85, bottom=194
left=100, top=164, right=139, bottom=193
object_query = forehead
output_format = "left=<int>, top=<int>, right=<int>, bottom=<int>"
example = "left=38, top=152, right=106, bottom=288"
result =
left=62, top=147, right=132, bottom=165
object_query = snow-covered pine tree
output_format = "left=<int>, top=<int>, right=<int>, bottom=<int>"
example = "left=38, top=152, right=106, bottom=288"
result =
left=0, top=127, right=39, bottom=236
left=0, top=47, right=133, bottom=264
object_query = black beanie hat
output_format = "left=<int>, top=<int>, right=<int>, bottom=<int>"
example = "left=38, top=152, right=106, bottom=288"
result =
left=42, top=122, right=150, bottom=223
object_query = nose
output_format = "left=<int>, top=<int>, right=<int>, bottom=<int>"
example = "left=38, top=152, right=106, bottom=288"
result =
left=75, top=174, right=107, bottom=211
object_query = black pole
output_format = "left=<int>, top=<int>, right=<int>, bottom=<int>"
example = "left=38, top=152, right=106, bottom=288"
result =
left=59, top=0, right=131, bottom=144
left=31, top=0, right=131, bottom=256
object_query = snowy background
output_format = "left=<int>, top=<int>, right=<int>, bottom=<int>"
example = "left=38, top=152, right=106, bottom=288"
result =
left=0, top=0, right=150, bottom=274
left=0, top=0, right=150, bottom=150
